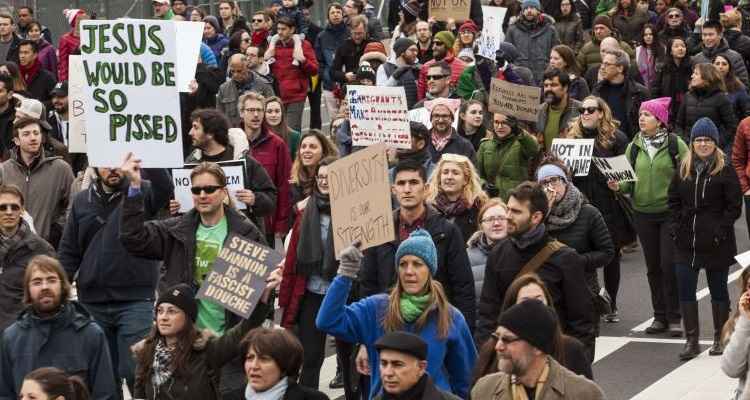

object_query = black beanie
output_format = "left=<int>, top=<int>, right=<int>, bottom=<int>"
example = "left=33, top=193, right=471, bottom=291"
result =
left=497, top=299, right=557, bottom=355
left=156, top=284, right=198, bottom=322
left=393, top=37, right=416, bottom=59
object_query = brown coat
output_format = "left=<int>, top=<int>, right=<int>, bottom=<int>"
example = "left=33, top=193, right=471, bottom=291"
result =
left=470, top=357, right=606, bottom=400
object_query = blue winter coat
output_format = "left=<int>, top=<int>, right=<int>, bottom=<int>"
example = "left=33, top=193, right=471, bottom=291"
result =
left=316, top=276, right=477, bottom=399
left=315, top=22, right=349, bottom=91
left=204, top=34, right=229, bottom=62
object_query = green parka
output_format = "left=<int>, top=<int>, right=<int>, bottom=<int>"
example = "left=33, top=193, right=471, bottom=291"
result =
left=476, top=131, right=540, bottom=201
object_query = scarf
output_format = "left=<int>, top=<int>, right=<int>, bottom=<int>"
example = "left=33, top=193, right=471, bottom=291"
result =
left=244, top=377, right=289, bottom=400
left=637, top=46, right=656, bottom=87
left=642, top=128, right=669, bottom=149
left=510, top=223, right=546, bottom=250
left=19, top=59, right=41, bottom=86
left=382, top=374, right=430, bottom=399
left=693, top=153, right=715, bottom=176
left=546, top=183, right=584, bottom=232
left=400, top=292, right=431, bottom=323
left=151, top=339, right=175, bottom=389
left=433, top=191, right=469, bottom=218
left=295, top=191, right=337, bottom=279
left=510, top=360, right=550, bottom=400
left=251, top=29, right=269, bottom=47
left=431, top=131, right=451, bottom=152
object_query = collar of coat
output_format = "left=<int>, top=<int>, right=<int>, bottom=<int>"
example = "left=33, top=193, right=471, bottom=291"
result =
left=168, top=205, right=259, bottom=245
left=490, top=357, right=572, bottom=398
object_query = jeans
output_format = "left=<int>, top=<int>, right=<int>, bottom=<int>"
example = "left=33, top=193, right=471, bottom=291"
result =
left=603, top=248, right=621, bottom=310
left=82, top=300, right=154, bottom=398
left=286, top=101, right=305, bottom=134
left=675, top=263, right=730, bottom=302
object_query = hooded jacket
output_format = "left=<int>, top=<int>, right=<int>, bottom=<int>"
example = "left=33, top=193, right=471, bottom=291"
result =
left=315, top=22, right=350, bottom=91
left=692, top=38, right=749, bottom=86
left=245, top=127, right=292, bottom=234
left=0, top=301, right=117, bottom=400
left=610, top=7, right=649, bottom=45
left=505, top=14, right=561, bottom=84
left=476, top=131, right=540, bottom=201
left=35, top=40, right=57, bottom=76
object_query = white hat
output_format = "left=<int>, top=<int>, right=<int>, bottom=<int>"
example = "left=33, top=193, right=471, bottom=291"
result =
left=15, top=97, right=52, bottom=130
left=153, top=0, right=170, bottom=4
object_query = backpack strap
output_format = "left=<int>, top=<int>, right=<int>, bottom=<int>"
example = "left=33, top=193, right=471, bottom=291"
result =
left=628, top=141, right=639, bottom=167
left=517, top=240, right=566, bottom=278
left=667, top=133, right=680, bottom=169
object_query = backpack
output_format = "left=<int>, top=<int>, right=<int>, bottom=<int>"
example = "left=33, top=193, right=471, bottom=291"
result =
left=628, top=132, right=680, bottom=169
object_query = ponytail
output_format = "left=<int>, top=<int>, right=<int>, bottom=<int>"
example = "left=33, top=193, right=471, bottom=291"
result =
left=23, top=367, right=90, bottom=400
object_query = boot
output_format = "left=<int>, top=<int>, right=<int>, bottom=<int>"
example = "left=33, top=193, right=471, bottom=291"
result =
left=709, top=301, right=730, bottom=356
left=679, top=301, right=701, bottom=361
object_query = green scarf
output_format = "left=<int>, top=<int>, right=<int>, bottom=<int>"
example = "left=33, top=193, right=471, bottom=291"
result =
left=400, top=293, right=431, bottom=323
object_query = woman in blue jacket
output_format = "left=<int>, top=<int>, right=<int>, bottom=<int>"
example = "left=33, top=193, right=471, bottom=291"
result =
left=315, top=230, right=477, bottom=399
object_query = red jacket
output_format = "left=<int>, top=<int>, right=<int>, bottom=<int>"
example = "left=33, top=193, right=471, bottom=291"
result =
left=250, top=128, right=292, bottom=234
left=269, top=38, right=318, bottom=105
left=732, top=116, right=750, bottom=193
left=58, top=32, right=79, bottom=81
left=278, top=207, right=307, bottom=328
left=417, top=53, right=466, bottom=101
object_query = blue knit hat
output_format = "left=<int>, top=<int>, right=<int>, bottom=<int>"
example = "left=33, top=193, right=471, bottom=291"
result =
left=395, top=229, right=437, bottom=276
left=521, top=0, right=542, bottom=9
left=690, top=117, right=720, bottom=143
left=536, top=164, right=567, bottom=183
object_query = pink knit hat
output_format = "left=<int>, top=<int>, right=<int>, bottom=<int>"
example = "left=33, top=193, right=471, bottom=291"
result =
left=639, top=97, right=671, bottom=126
left=63, top=9, right=86, bottom=28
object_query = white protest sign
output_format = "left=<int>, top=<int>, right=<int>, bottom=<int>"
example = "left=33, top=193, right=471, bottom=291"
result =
left=347, top=85, right=411, bottom=149
left=550, top=138, right=595, bottom=176
left=68, top=55, right=87, bottom=153
left=477, top=6, right=507, bottom=59
left=592, top=155, right=638, bottom=183
left=735, top=249, right=750, bottom=268
left=175, top=21, right=205, bottom=92
left=172, top=160, right=247, bottom=213
left=80, top=19, right=183, bottom=168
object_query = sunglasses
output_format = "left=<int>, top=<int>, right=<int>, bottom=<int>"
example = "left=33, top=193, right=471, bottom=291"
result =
left=252, top=18, right=264, bottom=22
left=433, top=41, right=445, bottom=46
left=0, top=203, right=20, bottom=212
left=668, top=13, right=681, bottom=18
left=491, top=332, right=523, bottom=345
left=427, top=74, right=447, bottom=81
left=579, top=106, right=601, bottom=114
left=190, top=185, right=224, bottom=195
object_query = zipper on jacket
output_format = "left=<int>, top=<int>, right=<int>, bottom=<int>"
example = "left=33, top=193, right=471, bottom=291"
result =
left=691, top=169, right=702, bottom=269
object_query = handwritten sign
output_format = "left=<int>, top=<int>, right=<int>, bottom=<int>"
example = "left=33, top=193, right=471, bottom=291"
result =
left=172, top=160, right=247, bottom=213
left=550, top=138, right=595, bottom=176
left=477, top=6, right=507, bottom=59
left=329, top=143, right=395, bottom=256
left=348, top=85, right=411, bottom=149
left=592, top=155, right=638, bottom=182
left=196, top=235, right=281, bottom=318
left=488, top=79, right=541, bottom=121
left=175, top=21, right=205, bottom=92
left=80, top=19, right=183, bottom=167
left=68, top=55, right=87, bottom=153
left=429, top=0, right=471, bottom=21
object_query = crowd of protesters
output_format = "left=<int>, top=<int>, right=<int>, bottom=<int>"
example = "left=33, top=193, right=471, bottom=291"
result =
left=5, top=0, right=750, bottom=399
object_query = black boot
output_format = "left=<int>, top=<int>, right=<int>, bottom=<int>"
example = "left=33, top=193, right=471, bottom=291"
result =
left=679, top=301, right=701, bottom=361
left=709, top=301, right=730, bottom=356
left=329, top=365, right=344, bottom=389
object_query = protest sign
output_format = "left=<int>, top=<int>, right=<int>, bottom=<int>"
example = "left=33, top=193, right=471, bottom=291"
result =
left=348, top=85, right=411, bottom=149
left=328, top=143, right=395, bottom=256
left=488, top=79, right=541, bottom=121
left=477, top=6, right=507, bottom=59
left=429, top=0, right=471, bottom=22
left=550, top=138, right=595, bottom=176
left=68, top=55, right=87, bottom=153
left=735, top=249, right=750, bottom=268
left=196, top=235, right=282, bottom=318
left=172, top=160, right=247, bottom=213
left=592, top=155, right=638, bottom=183
left=80, top=19, right=183, bottom=168
left=175, top=21, right=205, bottom=92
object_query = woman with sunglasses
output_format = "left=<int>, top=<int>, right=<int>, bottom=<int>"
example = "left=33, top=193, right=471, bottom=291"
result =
left=220, top=30, right=252, bottom=73
left=467, top=198, right=508, bottom=307
left=652, top=37, right=692, bottom=123
left=668, top=118, right=741, bottom=360
left=713, top=54, right=750, bottom=123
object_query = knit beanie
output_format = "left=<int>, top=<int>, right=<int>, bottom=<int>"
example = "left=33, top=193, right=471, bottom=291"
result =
left=364, top=41, right=387, bottom=56
left=393, top=37, right=416, bottom=58
left=459, top=20, right=479, bottom=34
left=63, top=9, right=86, bottom=28
left=395, top=229, right=438, bottom=276
left=156, top=284, right=198, bottom=322
left=433, top=31, right=456, bottom=49
left=401, top=0, right=421, bottom=18
left=639, top=97, right=671, bottom=127
left=592, top=15, right=613, bottom=31
left=521, top=0, right=542, bottom=9
left=498, top=299, right=557, bottom=355
left=203, top=16, right=221, bottom=33
left=536, top=164, right=568, bottom=183
left=690, top=117, right=720, bottom=143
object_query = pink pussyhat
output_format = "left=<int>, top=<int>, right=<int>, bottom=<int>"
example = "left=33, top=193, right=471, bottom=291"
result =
left=639, top=97, right=672, bottom=126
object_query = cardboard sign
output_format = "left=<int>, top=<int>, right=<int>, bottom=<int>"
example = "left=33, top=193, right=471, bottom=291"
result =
left=550, top=138, right=595, bottom=176
left=348, top=85, right=411, bottom=149
left=175, top=21, right=205, bottom=92
left=429, top=0, right=471, bottom=21
left=592, top=155, right=638, bottom=183
left=328, top=143, right=395, bottom=256
left=196, top=235, right=282, bottom=318
left=80, top=19, right=183, bottom=168
left=172, top=160, right=247, bottom=213
left=477, top=6, right=507, bottom=59
left=488, top=79, right=541, bottom=121
left=68, top=55, right=87, bottom=153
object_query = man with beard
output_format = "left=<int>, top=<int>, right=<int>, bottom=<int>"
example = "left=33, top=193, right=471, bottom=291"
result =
left=476, top=182, right=595, bottom=353
left=536, top=68, right=580, bottom=151
left=378, top=38, right=420, bottom=109
left=0, top=255, right=116, bottom=399
left=415, top=21, right=433, bottom=64
left=417, top=31, right=466, bottom=101
left=504, top=0, right=560, bottom=84
left=426, top=98, right=475, bottom=163
left=472, top=300, right=605, bottom=399
left=0, top=185, right=55, bottom=331
left=413, top=62, right=461, bottom=110
left=58, top=156, right=172, bottom=398
left=47, top=82, right=68, bottom=146
left=216, top=54, right=274, bottom=127
left=331, top=15, right=374, bottom=87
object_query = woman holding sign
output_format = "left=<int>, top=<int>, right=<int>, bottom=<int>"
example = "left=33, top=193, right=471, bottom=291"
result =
left=667, top=117, right=741, bottom=360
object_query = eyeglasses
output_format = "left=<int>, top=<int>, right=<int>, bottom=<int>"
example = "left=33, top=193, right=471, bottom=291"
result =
left=252, top=18, right=264, bottom=23
left=491, top=332, right=523, bottom=345
left=190, top=185, right=224, bottom=195
left=540, top=176, right=563, bottom=186
left=579, top=106, right=601, bottom=114
left=427, top=74, right=447, bottom=81
left=693, top=138, right=715, bottom=144
left=482, top=216, right=507, bottom=224
left=243, top=107, right=263, bottom=114
left=0, top=203, right=20, bottom=212
left=667, top=13, right=681, bottom=18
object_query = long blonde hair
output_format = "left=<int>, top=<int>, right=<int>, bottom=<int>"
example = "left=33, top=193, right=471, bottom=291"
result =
left=678, top=143, right=726, bottom=180
left=566, top=96, right=620, bottom=149
left=426, top=153, right=488, bottom=206
left=382, top=276, right=453, bottom=338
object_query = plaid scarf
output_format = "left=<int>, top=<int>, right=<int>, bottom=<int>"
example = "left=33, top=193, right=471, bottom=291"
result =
left=151, top=339, right=175, bottom=388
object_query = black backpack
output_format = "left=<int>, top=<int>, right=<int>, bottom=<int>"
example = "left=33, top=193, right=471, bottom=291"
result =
left=628, top=133, right=680, bottom=169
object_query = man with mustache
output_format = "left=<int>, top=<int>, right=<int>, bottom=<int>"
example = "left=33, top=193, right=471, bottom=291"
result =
left=536, top=68, right=580, bottom=151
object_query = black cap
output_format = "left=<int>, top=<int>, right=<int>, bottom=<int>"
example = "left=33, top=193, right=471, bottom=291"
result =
left=156, top=284, right=198, bottom=322
left=497, top=299, right=557, bottom=355
left=50, top=81, right=68, bottom=97
left=375, top=331, right=428, bottom=360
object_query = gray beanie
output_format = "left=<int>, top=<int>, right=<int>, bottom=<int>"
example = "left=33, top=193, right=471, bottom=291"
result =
left=393, top=38, right=416, bottom=58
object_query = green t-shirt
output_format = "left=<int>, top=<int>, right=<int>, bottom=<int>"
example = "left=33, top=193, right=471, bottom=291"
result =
left=544, top=106, right=564, bottom=151
left=194, top=216, right=228, bottom=335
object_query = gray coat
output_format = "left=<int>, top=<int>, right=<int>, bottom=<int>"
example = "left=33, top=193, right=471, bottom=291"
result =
left=505, top=15, right=561, bottom=84
left=692, top=39, right=749, bottom=86
left=721, top=315, right=750, bottom=400
left=216, top=74, right=275, bottom=126
left=466, top=231, right=493, bottom=306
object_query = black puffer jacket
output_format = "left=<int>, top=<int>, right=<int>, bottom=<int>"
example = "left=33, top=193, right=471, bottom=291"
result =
left=592, top=78, right=650, bottom=139
left=675, top=87, right=738, bottom=150
left=652, top=57, right=693, bottom=124
left=477, top=229, right=595, bottom=348
left=724, top=29, right=750, bottom=72
left=668, top=161, right=741, bottom=270
left=547, top=199, right=615, bottom=274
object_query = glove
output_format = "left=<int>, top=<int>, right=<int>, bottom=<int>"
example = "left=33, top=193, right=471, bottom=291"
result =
left=337, top=243, right=364, bottom=279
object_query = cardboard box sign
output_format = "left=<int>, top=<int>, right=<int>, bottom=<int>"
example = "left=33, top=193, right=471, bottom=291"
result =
left=488, top=79, right=541, bottom=122
left=429, top=0, right=471, bottom=22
